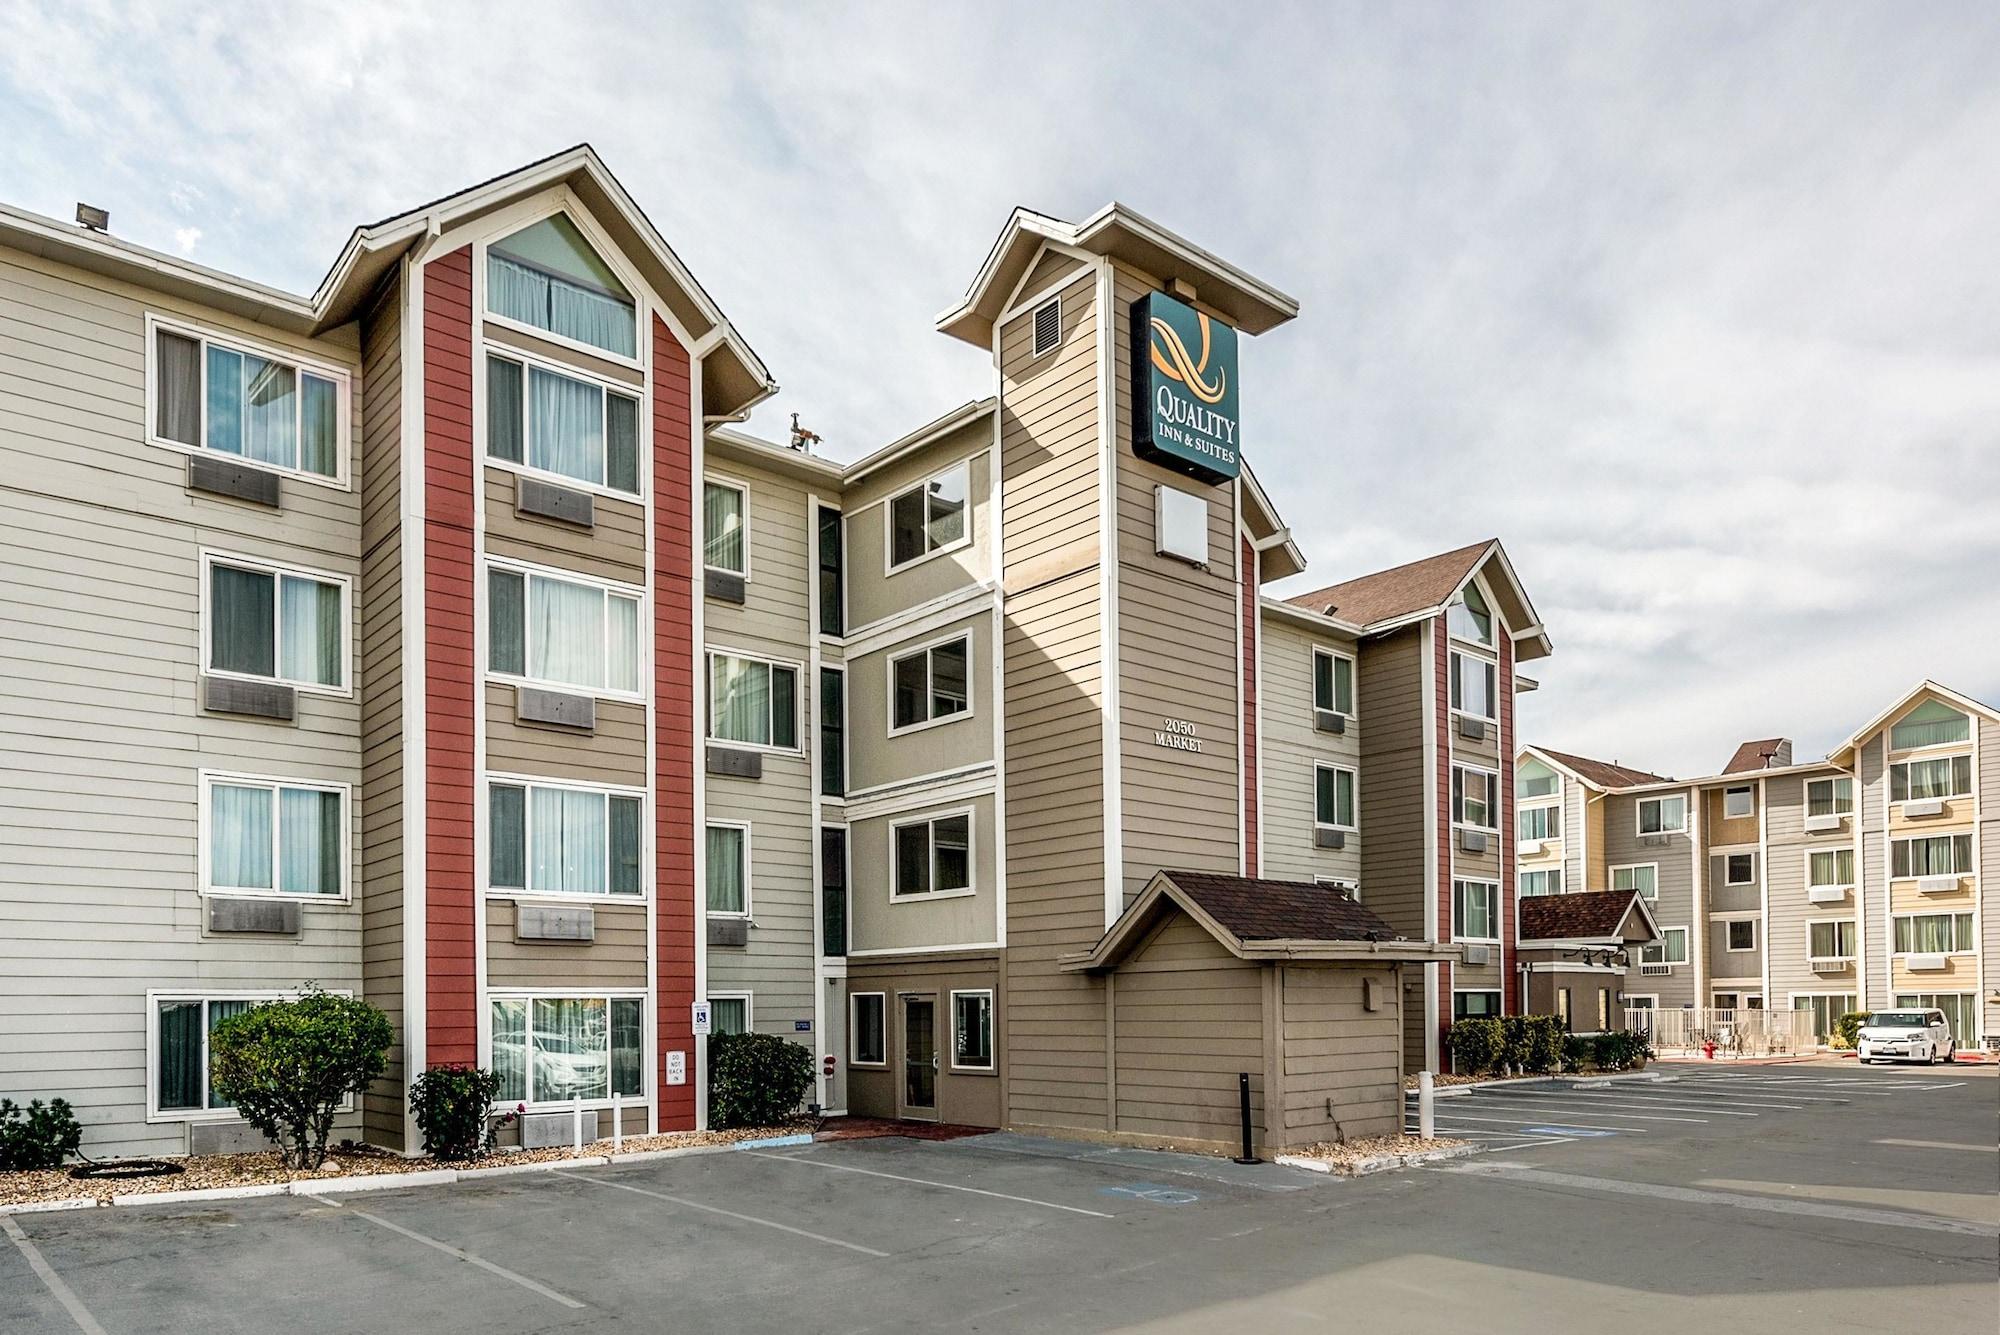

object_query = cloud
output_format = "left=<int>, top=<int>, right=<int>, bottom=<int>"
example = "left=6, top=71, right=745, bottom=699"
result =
left=172, top=226, right=201, bottom=255
left=1, top=1, right=1994, bottom=774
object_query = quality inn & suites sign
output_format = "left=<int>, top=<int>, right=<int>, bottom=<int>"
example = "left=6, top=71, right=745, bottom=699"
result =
left=1132, top=290, right=1240, bottom=485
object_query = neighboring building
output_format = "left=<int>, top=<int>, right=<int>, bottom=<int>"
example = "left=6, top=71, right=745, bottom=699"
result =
left=1518, top=680, right=1998, bottom=1049
left=1, top=152, right=1554, bottom=1161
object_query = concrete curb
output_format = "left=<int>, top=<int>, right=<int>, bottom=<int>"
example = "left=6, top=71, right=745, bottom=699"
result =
left=0, top=1197, right=103, bottom=1216
left=733, top=1132, right=814, bottom=1150
left=1275, top=1143, right=1480, bottom=1177
left=113, top=1183, right=288, bottom=1207
left=1419, top=1070, right=1663, bottom=1099
left=607, top=1144, right=734, bottom=1165
left=294, top=1170, right=459, bottom=1196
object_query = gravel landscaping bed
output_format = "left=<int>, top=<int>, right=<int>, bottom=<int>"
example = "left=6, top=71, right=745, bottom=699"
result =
left=1275, top=1134, right=1471, bottom=1176
left=1401, top=1073, right=1489, bottom=1090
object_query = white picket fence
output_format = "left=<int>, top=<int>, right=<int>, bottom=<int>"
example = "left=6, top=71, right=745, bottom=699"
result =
left=1624, top=1006, right=1820, bottom=1057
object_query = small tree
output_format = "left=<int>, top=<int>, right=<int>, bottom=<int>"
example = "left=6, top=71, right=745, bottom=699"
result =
left=410, top=1065, right=508, bottom=1161
left=209, top=988, right=393, bottom=1170
left=1833, top=1011, right=1869, bottom=1051
left=708, top=1032, right=814, bottom=1129
left=0, top=1097, right=84, bottom=1171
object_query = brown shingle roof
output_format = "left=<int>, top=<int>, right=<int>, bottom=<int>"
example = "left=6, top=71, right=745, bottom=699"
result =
left=1284, top=540, right=1493, bottom=627
left=1164, top=870, right=1401, bottom=942
left=1721, top=738, right=1788, bottom=774
left=1535, top=747, right=1671, bottom=790
left=1519, top=890, right=1643, bottom=942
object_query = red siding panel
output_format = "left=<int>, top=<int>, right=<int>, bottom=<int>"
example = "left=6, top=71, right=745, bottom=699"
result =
left=1240, top=536, right=1259, bottom=877
left=652, top=316, right=698, bottom=1133
left=1498, top=627, right=1516, bottom=1013
left=1433, top=612, right=1452, bottom=1064
left=424, top=247, right=478, bottom=1067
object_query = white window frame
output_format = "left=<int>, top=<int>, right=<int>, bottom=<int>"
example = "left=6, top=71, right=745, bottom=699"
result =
left=486, top=987, right=652, bottom=1111
left=197, top=769, right=352, bottom=903
left=1313, top=762, right=1359, bottom=834
left=1891, top=833, right=1973, bottom=879
left=146, top=988, right=356, bottom=1122
left=1448, top=648, right=1498, bottom=722
left=482, top=345, right=647, bottom=501
left=1452, top=764, right=1500, bottom=832
left=1887, top=703, right=1971, bottom=753
left=199, top=549, right=354, bottom=696
left=1030, top=295, right=1062, bottom=357
left=145, top=313, right=353, bottom=489
left=886, top=631, right=976, bottom=737
left=483, top=772, right=650, bottom=902
left=704, top=990, right=755, bottom=1038
left=704, top=819, right=751, bottom=918
left=705, top=647, right=804, bottom=753
left=849, top=991, right=887, bottom=1067
left=702, top=474, right=750, bottom=577
left=1641, top=926, right=1689, bottom=967
left=889, top=807, right=977, bottom=903
left=1451, top=989, right=1504, bottom=1022
left=1724, top=918, right=1758, bottom=953
left=1724, top=852, right=1755, bottom=886
left=1611, top=862, right=1660, bottom=900
left=1636, top=794, right=1688, bottom=835
left=1451, top=878, right=1501, bottom=943
left=1314, top=877, right=1361, bottom=901
left=884, top=459, right=973, bottom=574
left=1889, top=754, right=1973, bottom=804
left=1891, top=911, right=1976, bottom=956
left=1805, top=846, right=1855, bottom=893
left=1805, top=776, right=1854, bottom=818
left=1518, top=868, right=1564, bottom=898
left=479, top=208, right=645, bottom=371
left=1805, top=917, right=1856, bottom=963
left=1723, top=785, right=1753, bottom=819
left=485, top=555, right=646, bottom=701
left=949, top=988, right=996, bottom=1073
left=1517, top=802, right=1561, bottom=844
left=1311, top=645, right=1356, bottom=720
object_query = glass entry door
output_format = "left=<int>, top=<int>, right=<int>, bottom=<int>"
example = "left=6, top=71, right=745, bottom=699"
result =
left=900, top=994, right=937, bottom=1120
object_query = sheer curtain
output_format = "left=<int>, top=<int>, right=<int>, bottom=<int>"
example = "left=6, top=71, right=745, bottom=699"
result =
left=533, top=997, right=608, bottom=1101
left=279, top=787, right=340, bottom=895
left=704, top=484, right=744, bottom=572
left=712, top=656, right=769, bottom=745
left=491, top=999, right=527, bottom=1102
left=242, top=356, right=297, bottom=468
left=549, top=283, right=636, bottom=358
left=487, top=255, right=551, bottom=334
left=707, top=826, right=745, bottom=913
left=528, top=575, right=604, bottom=689
left=205, top=345, right=245, bottom=456
left=155, top=330, right=201, bottom=445
left=529, top=366, right=604, bottom=485
left=211, top=783, right=273, bottom=890
left=530, top=787, right=606, bottom=895
left=605, top=596, right=639, bottom=694
left=279, top=575, right=341, bottom=686
left=300, top=373, right=338, bottom=478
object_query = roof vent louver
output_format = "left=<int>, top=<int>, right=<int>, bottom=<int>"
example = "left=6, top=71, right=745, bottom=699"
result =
left=1032, top=297, right=1061, bottom=356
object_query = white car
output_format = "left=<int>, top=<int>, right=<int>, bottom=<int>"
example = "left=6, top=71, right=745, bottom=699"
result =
left=1856, top=1009, right=1956, bottom=1065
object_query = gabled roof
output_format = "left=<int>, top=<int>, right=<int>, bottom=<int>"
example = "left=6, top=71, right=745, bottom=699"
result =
left=1238, top=463, right=1306, bottom=582
left=1518, top=891, right=1662, bottom=947
left=1060, top=870, right=1458, bottom=973
left=1721, top=738, right=1790, bottom=774
left=1828, top=679, right=2000, bottom=765
left=936, top=203, right=1299, bottom=349
left=1523, top=745, right=1673, bottom=791
left=1285, top=539, right=1552, bottom=662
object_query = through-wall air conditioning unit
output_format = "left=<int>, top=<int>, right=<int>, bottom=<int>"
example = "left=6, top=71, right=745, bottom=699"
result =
left=1809, top=958, right=1852, bottom=975
left=1456, top=716, right=1488, bottom=742
left=1457, top=829, right=1488, bottom=854
left=1802, top=814, right=1845, bottom=833
left=1640, top=834, right=1670, bottom=847
left=1917, top=875, right=1961, bottom=895
left=1639, top=963, right=1671, bottom=976
left=1461, top=944, right=1492, bottom=966
left=1313, top=709, right=1347, bottom=735
left=1901, top=798, right=1945, bottom=819
left=1905, top=952, right=1949, bottom=972
left=1806, top=884, right=1849, bottom=904
left=1314, top=827, right=1346, bottom=851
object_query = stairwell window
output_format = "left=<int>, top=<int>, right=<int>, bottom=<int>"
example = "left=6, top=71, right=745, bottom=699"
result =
left=1452, top=879, right=1499, bottom=941
left=488, top=779, right=645, bottom=898
left=1723, top=786, right=1753, bottom=819
left=892, top=812, right=973, bottom=900
left=1449, top=651, right=1496, bottom=720
left=486, top=213, right=637, bottom=359
left=202, top=772, right=347, bottom=899
left=888, top=461, right=970, bottom=570
left=203, top=553, right=349, bottom=692
left=1725, top=853, right=1755, bottom=886
left=150, top=318, right=347, bottom=483
left=488, top=563, right=643, bottom=697
left=1636, top=795, right=1687, bottom=835
left=890, top=636, right=971, bottom=733
left=708, top=652, right=799, bottom=750
left=486, top=354, right=641, bottom=495
left=1452, top=766, right=1498, bottom=830
left=952, top=990, right=995, bottom=1071
left=1726, top=920, right=1757, bottom=952
left=1891, top=755, right=1972, bottom=802
left=1892, top=833, right=1972, bottom=878
left=1312, top=647, right=1354, bottom=718
left=1518, top=868, right=1563, bottom=897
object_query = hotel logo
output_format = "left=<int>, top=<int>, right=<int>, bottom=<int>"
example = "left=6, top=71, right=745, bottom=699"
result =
left=1133, top=290, right=1240, bottom=484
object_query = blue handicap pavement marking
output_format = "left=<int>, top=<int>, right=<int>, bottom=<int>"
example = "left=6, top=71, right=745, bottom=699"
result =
left=1523, top=1127, right=1616, bottom=1137
left=1099, top=1183, right=1202, bottom=1206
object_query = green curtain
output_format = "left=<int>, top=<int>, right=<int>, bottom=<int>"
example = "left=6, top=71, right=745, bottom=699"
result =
left=706, top=825, right=745, bottom=913
left=300, top=373, right=339, bottom=477
left=608, top=797, right=643, bottom=896
left=611, top=998, right=643, bottom=1097
left=156, top=1001, right=204, bottom=1111
left=210, top=565, right=275, bottom=677
left=489, top=785, right=526, bottom=889
left=488, top=570, right=526, bottom=676
left=486, top=356, right=524, bottom=464
left=606, top=394, right=638, bottom=494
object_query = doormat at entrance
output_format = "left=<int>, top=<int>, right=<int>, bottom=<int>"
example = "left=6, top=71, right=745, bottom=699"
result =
left=815, top=1117, right=991, bottom=1143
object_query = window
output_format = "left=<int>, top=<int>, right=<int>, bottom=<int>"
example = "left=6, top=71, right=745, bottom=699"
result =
left=1518, top=804, right=1561, bottom=842
left=1447, top=581, right=1494, bottom=646
left=708, top=652, right=799, bottom=749
left=821, top=828, right=848, bottom=958
left=1312, top=648, right=1354, bottom=718
left=1452, top=879, right=1499, bottom=941
left=1641, top=927, right=1688, bottom=966
left=1725, top=852, right=1754, bottom=886
left=487, top=354, right=639, bottom=494
left=1032, top=296, right=1062, bottom=356
left=1889, top=699, right=1970, bottom=750
left=1518, top=758, right=1560, bottom=800
left=819, top=667, right=846, bottom=798
left=703, top=479, right=747, bottom=574
left=1449, top=651, right=1496, bottom=720
left=890, top=636, right=971, bottom=732
left=1893, top=912, right=1975, bottom=954
left=1453, top=991, right=1502, bottom=1022
left=486, top=213, right=636, bottom=359
left=490, top=994, right=644, bottom=1105
left=850, top=992, right=886, bottom=1065
left=1894, top=993, right=1976, bottom=1047
left=1597, top=989, right=1611, bottom=1031
left=952, top=991, right=994, bottom=1071
left=1808, top=919, right=1855, bottom=961
left=1636, top=795, right=1687, bottom=834
left=1315, top=877, right=1360, bottom=901
left=1726, top=920, right=1756, bottom=952
left=1723, top=786, right=1753, bottom=819
left=1452, top=766, right=1498, bottom=830
left=1806, top=776, right=1853, bottom=818
left=202, top=773, right=345, bottom=898
left=488, top=565, right=642, bottom=696
left=888, top=461, right=970, bottom=569
left=153, top=996, right=267, bottom=1114
left=817, top=505, right=844, bottom=635
left=1792, top=994, right=1856, bottom=1042
left=1892, top=834, right=1973, bottom=878
left=151, top=320, right=345, bottom=481
left=1519, top=868, right=1563, bottom=897
left=706, top=996, right=751, bottom=1037
left=892, top=812, right=973, bottom=899
left=1891, top=755, right=1972, bottom=802
left=488, top=780, right=644, bottom=897
left=1314, top=764, right=1357, bottom=831
left=705, top=823, right=748, bottom=916
left=1555, top=987, right=1571, bottom=1026
left=1611, top=863, right=1658, bottom=899
left=204, top=553, right=348, bottom=691
left=1808, top=848, right=1853, bottom=890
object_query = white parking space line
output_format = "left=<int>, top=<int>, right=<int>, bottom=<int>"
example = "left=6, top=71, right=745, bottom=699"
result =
left=1492, top=1093, right=1766, bottom=1116
left=1424, top=1111, right=1646, bottom=1133
left=303, top=1195, right=586, bottom=1309
left=1655, top=1083, right=1853, bottom=1102
left=1874, top=1138, right=1997, bottom=1153
left=551, top=1171, right=892, bottom=1256
left=2, top=1215, right=108, bottom=1335
left=1456, top=1100, right=1708, bottom=1123
left=1602, top=1092, right=1806, bottom=1110
left=741, top=1149, right=1115, bottom=1219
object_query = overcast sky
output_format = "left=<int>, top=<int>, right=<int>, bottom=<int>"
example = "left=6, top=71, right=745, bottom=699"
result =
left=4, top=3, right=1994, bottom=776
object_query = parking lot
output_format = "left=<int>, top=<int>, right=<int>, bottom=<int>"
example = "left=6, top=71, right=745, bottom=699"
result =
left=4, top=1064, right=1993, bottom=1335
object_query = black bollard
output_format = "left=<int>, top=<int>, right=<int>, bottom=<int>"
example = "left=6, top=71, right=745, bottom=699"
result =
left=1231, top=1071, right=1258, bottom=1164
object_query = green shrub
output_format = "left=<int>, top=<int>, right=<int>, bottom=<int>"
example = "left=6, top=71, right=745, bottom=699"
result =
left=1516, top=1015, right=1565, bottom=1074
left=1447, top=1018, right=1504, bottom=1075
left=410, top=1065, right=508, bottom=1162
left=1590, top=1030, right=1654, bottom=1072
left=1559, top=1033, right=1591, bottom=1074
left=1833, top=1011, right=1868, bottom=1051
left=209, top=988, right=393, bottom=1170
left=0, top=1097, right=83, bottom=1171
left=708, top=1031, right=814, bottom=1129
